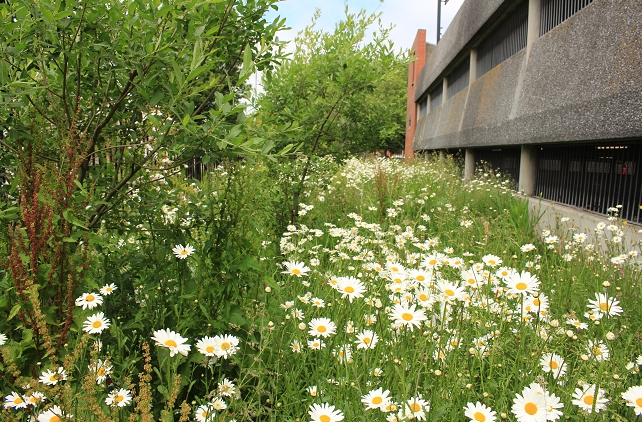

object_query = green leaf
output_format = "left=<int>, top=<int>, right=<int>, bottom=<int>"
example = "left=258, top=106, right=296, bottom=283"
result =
left=62, top=209, right=88, bottom=230
left=238, top=44, right=253, bottom=81
left=194, top=25, right=206, bottom=37
left=199, top=302, right=212, bottom=320
left=39, top=4, right=54, bottom=23
left=185, top=64, right=212, bottom=83
left=8, top=303, right=21, bottom=321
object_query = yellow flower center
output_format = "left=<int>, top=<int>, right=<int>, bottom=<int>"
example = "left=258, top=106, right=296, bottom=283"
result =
left=93, top=321, right=103, bottom=328
left=428, top=259, right=437, bottom=266
left=516, top=282, right=527, bottom=290
left=474, top=412, right=486, bottom=421
left=363, top=337, right=371, bottom=344
left=594, top=348, right=602, bottom=355
left=180, top=250, right=188, bottom=255
left=410, top=402, right=421, bottom=412
left=97, top=367, right=106, bottom=376
left=533, top=299, right=541, bottom=306
left=51, top=417, right=61, bottom=422
left=372, top=397, right=383, bottom=405
left=488, top=260, right=496, bottom=265
left=86, top=295, right=95, bottom=302
left=320, top=416, right=331, bottom=422
left=14, top=397, right=23, bottom=404
left=292, top=268, right=301, bottom=275
left=445, top=289, right=455, bottom=296
left=524, top=402, right=538, bottom=415
left=416, top=275, right=425, bottom=281
left=402, top=313, right=413, bottom=321
left=344, top=286, right=355, bottom=293
left=164, top=339, right=178, bottom=348
left=115, top=395, right=124, bottom=403
left=221, top=342, right=231, bottom=350
left=600, top=303, right=610, bottom=311
left=206, top=345, right=215, bottom=353
left=550, top=361, right=559, bottom=369
left=583, top=395, right=594, bottom=405
left=636, top=398, right=642, bottom=407
left=419, top=294, right=428, bottom=301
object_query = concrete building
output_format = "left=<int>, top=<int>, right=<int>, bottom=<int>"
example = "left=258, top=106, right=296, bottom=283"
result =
left=407, top=0, right=642, bottom=223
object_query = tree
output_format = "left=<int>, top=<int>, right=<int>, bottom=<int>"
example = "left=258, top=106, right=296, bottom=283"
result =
left=256, top=7, right=407, bottom=157
left=254, top=7, right=408, bottom=222
left=0, top=0, right=286, bottom=358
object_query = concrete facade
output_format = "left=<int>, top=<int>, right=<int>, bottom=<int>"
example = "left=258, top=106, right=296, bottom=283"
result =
left=406, top=0, right=642, bottom=224
left=409, top=0, right=642, bottom=153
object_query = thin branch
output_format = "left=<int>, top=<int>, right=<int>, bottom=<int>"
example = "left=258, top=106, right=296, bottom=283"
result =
left=25, top=95, right=56, bottom=125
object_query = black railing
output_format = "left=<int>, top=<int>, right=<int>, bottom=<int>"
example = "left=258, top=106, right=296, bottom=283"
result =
left=540, top=0, right=594, bottom=36
left=447, top=57, right=470, bottom=99
left=475, top=148, right=521, bottom=188
left=476, top=2, right=528, bottom=78
left=536, top=142, right=642, bottom=223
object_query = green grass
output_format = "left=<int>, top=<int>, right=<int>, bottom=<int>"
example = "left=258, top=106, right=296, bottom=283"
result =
left=1, top=157, right=641, bottom=421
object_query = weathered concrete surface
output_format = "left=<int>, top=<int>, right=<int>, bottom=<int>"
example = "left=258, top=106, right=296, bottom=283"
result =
left=527, top=197, right=642, bottom=253
left=414, top=0, right=507, bottom=101
left=414, top=0, right=642, bottom=151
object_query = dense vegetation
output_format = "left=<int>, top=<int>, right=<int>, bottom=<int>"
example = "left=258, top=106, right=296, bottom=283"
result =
left=2, top=1, right=642, bottom=421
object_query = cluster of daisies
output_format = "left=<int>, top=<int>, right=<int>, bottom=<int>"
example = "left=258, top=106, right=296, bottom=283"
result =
left=2, top=283, right=135, bottom=420
left=2, top=258, right=243, bottom=421
left=150, top=326, right=241, bottom=420
left=272, top=189, right=642, bottom=420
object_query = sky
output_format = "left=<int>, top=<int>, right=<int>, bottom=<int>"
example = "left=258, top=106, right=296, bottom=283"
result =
left=264, top=0, right=465, bottom=52
left=249, top=0, right=464, bottom=96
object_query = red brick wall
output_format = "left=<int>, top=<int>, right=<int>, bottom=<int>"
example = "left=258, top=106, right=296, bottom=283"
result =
left=405, top=30, right=427, bottom=159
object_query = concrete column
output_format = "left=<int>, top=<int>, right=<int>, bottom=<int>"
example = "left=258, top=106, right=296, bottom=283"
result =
left=527, top=0, right=542, bottom=47
left=469, top=49, right=477, bottom=83
left=439, top=150, right=446, bottom=162
left=464, top=148, right=475, bottom=180
left=518, top=145, right=538, bottom=196
left=442, top=77, right=448, bottom=101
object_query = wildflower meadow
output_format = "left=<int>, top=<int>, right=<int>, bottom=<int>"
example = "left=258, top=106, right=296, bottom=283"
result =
left=1, top=156, right=642, bottom=421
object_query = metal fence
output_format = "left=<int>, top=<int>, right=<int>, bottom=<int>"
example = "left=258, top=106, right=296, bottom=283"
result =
left=476, top=2, right=529, bottom=78
left=536, top=142, right=642, bottom=223
left=540, top=0, right=594, bottom=36
left=474, top=148, right=521, bottom=188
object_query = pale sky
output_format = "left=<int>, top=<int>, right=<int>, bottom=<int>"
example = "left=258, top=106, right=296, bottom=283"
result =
left=265, top=0, right=465, bottom=52
left=250, top=0, right=465, bottom=97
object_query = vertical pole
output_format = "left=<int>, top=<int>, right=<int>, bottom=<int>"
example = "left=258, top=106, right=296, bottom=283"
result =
left=519, top=145, right=538, bottom=196
left=437, top=0, right=442, bottom=43
left=469, top=49, right=477, bottom=83
left=527, top=0, right=542, bottom=48
left=465, top=148, right=475, bottom=181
